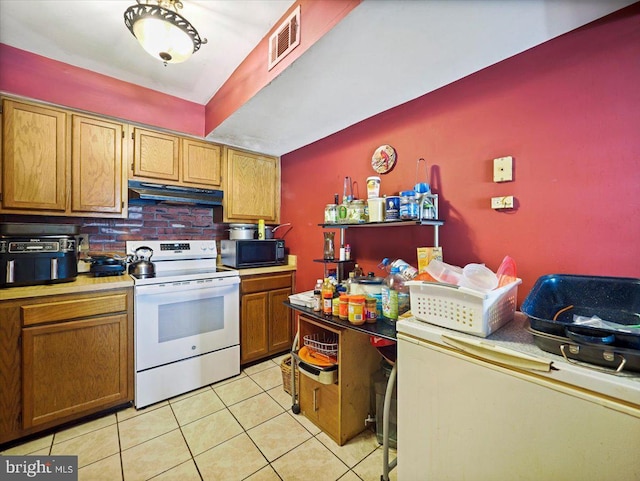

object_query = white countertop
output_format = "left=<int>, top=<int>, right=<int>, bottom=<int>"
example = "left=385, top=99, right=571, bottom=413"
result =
left=398, top=312, right=640, bottom=409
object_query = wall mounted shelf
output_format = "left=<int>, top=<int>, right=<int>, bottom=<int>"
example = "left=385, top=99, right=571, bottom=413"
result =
left=316, top=219, right=445, bottom=282
left=319, top=219, right=444, bottom=248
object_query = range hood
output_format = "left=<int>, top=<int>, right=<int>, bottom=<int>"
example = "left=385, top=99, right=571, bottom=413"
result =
left=128, top=180, right=223, bottom=207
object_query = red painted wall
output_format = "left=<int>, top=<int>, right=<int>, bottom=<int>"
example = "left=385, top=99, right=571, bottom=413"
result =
left=204, top=0, right=360, bottom=134
left=280, top=5, right=640, bottom=305
left=0, top=44, right=204, bottom=136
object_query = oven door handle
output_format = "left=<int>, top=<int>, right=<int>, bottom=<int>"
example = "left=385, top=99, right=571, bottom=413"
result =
left=135, top=276, right=240, bottom=295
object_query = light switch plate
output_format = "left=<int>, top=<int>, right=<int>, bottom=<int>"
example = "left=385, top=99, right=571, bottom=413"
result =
left=493, top=156, right=513, bottom=182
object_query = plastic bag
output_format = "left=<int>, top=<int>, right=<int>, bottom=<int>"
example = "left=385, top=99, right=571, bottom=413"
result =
left=573, top=315, right=640, bottom=334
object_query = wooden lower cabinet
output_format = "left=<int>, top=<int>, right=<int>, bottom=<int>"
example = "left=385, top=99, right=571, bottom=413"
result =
left=0, top=288, right=133, bottom=445
left=240, top=272, right=294, bottom=364
left=299, top=376, right=339, bottom=438
left=297, top=314, right=381, bottom=446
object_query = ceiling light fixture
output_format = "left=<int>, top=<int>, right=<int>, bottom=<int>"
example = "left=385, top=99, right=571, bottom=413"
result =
left=124, top=0, right=207, bottom=65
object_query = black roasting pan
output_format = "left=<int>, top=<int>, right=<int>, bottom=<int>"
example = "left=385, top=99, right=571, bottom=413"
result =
left=521, top=274, right=640, bottom=372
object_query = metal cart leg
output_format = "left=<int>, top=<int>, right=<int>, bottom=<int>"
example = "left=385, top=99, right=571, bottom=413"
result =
left=291, top=331, right=300, bottom=414
left=381, top=360, right=397, bottom=481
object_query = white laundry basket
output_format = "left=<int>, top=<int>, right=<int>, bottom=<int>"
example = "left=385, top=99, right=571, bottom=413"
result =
left=406, top=279, right=521, bottom=337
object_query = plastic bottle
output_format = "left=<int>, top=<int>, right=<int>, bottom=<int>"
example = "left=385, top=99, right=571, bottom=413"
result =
left=312, top=279, right=323, bottom=312
left=400, top=190, right=419, bottom=220
left=322, top=278, right=334, bottom=315
left=345, top=271, right=356, bottom=294
left=381, top=266, right=410, bottom=323
left=332, top=296, right=340, bottom=316
left=378, top=257, right=418, bottom=281
left=352, top=263, right=364, bottom=278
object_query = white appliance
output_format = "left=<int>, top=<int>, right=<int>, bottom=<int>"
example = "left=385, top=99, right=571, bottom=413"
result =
left=126, top=240, right=240, bottom=408
left=397, top=314, right=640, bottom=481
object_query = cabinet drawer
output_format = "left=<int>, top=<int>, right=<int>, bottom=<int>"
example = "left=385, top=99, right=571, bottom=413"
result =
left=242, top=273, right=292, bottom=294
left=22, top=294, right=128, bottom=326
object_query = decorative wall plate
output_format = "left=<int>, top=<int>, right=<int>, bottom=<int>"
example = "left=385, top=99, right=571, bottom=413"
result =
left=371, top=145, right=397, bottom=174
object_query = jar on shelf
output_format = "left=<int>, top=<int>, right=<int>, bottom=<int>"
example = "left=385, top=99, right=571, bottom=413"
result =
left=385, top=196, right=400, bottom=221
left=324, top=204, right=338, bottom=224
left=400, top=190, right=419, bottom=220
left=337, top=201, right=349, bottom=223
left=348, top=295, right=366, bottom=325
left=365, top=297, right=378, bottom=323
left=339, top=294, right=349, bottom=320
left=420, top=193, right=437, bottom=220
left=347, top=199, right=367, bottom=223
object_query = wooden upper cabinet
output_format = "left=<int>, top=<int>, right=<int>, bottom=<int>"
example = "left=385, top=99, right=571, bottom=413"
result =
left=0, top=98, right=127, bottom=218
left=182, top=138, right=221, bottom=187
left=71, top=115, right=125, bottom=215
left=130, top=128, right=222, bottom=189
left=132, top=127, right=180, bottom=182
left=224, top=147, right=280, bottom=223
left=1, top=99, right=67, bottom=212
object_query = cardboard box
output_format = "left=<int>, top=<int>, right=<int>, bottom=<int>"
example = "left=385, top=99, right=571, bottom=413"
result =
left=417, top=247, right=443, bottom=273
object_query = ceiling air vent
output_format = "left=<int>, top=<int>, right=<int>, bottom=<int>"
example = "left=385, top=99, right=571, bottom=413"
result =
left=268, top=5, right=300, bottom=71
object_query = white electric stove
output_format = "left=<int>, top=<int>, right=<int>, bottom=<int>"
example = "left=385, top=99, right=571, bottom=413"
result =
left=125, top=240, right=241, bottom=408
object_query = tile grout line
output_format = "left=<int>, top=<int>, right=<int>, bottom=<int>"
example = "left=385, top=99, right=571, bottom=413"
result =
left=3, top=354, right=385, bottom=480
left=168, top=400, right=205, bottom=481
left=115, top=415, right=125, bottom=481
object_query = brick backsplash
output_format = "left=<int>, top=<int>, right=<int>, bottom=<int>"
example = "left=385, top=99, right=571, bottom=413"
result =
left=1, top=204, right=227, bottom=255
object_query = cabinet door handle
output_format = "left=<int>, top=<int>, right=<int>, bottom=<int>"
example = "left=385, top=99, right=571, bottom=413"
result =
left=313, top=387, right=319, bottom=411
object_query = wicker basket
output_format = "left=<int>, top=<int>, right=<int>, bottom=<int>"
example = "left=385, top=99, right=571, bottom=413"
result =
left=280, top=354, right=299, bottom=395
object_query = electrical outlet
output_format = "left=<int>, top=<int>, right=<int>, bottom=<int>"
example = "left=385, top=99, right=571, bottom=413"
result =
left=491, top=196, right=514, bottom=209
left=78, top=235, right=91, bottom=253
left=77, top=235, right=91, bottom=272
left=493, top=156, right=513, bottom=182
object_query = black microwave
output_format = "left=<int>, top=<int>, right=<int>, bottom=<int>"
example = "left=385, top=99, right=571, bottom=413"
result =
left=220, top=239, right=286, bottom=268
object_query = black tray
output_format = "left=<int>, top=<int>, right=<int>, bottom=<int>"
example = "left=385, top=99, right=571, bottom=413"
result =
left=521, top=274, right=640, bottom=352
left=528, top=325, right=640, bottom=373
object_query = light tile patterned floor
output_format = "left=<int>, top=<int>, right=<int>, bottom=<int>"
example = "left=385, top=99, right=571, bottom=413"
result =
left=1, top=354, right=397, bottom=481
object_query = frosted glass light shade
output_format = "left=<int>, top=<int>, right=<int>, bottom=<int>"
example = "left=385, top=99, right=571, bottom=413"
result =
left=133, top=16, right=193, bottom=63
left=124, top=1, right=206, bottom=65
